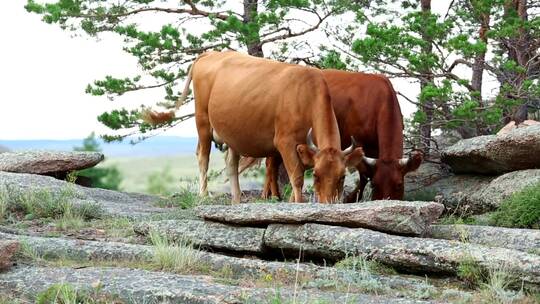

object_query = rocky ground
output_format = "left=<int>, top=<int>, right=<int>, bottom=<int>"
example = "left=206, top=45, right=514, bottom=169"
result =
left=0, top=125, right=539, bottom=304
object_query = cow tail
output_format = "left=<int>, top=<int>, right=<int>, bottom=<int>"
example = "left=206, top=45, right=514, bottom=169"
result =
left=142, top=54, right=203, bottom=126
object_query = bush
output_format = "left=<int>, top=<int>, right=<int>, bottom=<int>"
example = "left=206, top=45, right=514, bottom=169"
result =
left=490, top=182, right=540, bottom=228
left=74, top=132, right=123, bottom=190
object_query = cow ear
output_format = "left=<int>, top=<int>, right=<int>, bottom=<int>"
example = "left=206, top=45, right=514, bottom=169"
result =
left=296, top=144, right=315, bottom=167
left=345, top=147, right=367, bottom=172
left=404, top=150, right=423, bottom=173
left=297, top=144, right=315, bottom=167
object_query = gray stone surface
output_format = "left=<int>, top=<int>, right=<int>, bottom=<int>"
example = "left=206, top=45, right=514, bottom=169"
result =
left=196, top=201, right=444, bottom=236
left=426, top=225, right=540, bottom=254
left=134, top=219, right=265, bottom=253
left=441, top=124, right=540, bottom=174
left=0, top=150, right=104, bottom=174
left=412, top=169, right=540, bottom=214
left=264, top=223, right=540, bottom=285
left=0, top=172, right=168, bottom=218
left=0, top=231, right=440, bottom=296
left=0, top=266, right=431, bottom=304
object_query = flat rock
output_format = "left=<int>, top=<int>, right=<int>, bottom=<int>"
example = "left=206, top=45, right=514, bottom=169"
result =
left=441, top=124, right=540, bottom=174
left=0, top=240, right=19, bottom=271
left=411, top=169, right=540, bottom=214
left=0, top=172, right=167, bottom=218
left=134, top=219, right=265, bottom=253
left=196, top=201, right=444, bottom=236
left=0, top=231, right=439, bottom=296
left=426, top=225, right=540, bottom=254
left=264, top=223, right=540, bottom=285
left=0, top=266, right=430, bottom=304
left=0, top=150, right=104, bottom=174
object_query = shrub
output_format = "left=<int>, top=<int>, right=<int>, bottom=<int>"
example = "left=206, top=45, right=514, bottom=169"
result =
left=490, top=182, right=540, bottom=228
left=74, top=132, right=123, bottom=190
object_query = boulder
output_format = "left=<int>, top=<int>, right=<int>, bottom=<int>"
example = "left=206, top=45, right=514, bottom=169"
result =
left=196, top=201, right=444, bottom=236
left=0, top=172, right=167, bottom=218
left=0, top=150, right=103, bottom=175
left=264, top=223, right=540, bottom=285
left=441, top=124, right=540, bottom=174
left=411, top=169, right=540, bottom=214
left=0, top=240, right=19, bottom=271
left=426, top=225, right=540, bottom=254
left=0, top=266, right=430, bottom=304
left=134, top=220, right=265, bottom=253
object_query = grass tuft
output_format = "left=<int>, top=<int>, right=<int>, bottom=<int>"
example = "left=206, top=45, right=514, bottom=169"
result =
left=490, top=182, right=540, bottom=228
left=149, top=229, right=202, bottom=273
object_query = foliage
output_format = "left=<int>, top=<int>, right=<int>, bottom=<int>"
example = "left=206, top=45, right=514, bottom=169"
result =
left=74, top=132, right=122, bottom=190
left=490, top=182, right=540, bottom=228
left=26, top=0, right=362, bottom=141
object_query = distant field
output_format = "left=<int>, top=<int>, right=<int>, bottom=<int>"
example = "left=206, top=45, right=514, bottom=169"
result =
left=102, top=153, right=264, bottom=194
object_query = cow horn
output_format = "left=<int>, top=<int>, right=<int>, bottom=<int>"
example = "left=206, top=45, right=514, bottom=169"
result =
left=342, top=136, right=357, bottom=156
left=306, top=128, right=319, bottom=153
left=399, top=157, right=409, bottom=167
left=363, top=156, right=377, bottom=167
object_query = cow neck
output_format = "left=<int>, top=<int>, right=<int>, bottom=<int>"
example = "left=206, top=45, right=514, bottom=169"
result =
left=311, top=97, right=341, bottom=150
left=377, top=94, right=404, bottom=160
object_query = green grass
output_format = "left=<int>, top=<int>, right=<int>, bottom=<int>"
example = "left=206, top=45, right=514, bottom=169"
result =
left=36, top=283, right=123, bottom=304
left=0, top=185, right=103, bottom=227
left=490, top=182, right=540, bottom=228
left=149, top=230, right=202, bottom=273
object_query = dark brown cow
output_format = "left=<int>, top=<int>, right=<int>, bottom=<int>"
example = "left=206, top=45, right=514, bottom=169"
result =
left=147, top=51, right=365, bottom=203
left=262, top=70, right=423, bottom=201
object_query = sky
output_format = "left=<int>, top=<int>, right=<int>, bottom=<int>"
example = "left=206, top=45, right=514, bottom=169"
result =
left=0, top=1, right=459, bottom=140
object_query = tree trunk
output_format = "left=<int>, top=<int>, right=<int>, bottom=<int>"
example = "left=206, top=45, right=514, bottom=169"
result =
left=243, top=0, right=264, bottom=57
left=419, top=0, right=434, bottom=153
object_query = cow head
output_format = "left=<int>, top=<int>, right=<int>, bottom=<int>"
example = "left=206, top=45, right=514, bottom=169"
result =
left=297, top=129, right=365, bottom=203
left=362, top=150, right=423, bottom=200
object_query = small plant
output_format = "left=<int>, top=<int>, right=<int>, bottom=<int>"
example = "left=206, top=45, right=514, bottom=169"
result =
left=149, top=230, right=202, bottom=273
left=35, top=282, right=123, bottom=304
left=457, top=256, right=486, bottom=287
left=475, top=265, right=529, bottom=304
left=490, top=182, right=540, bottom=228
left=335, top=255, right=396, bottom=275
left=333, top=255, right=388, bottom=293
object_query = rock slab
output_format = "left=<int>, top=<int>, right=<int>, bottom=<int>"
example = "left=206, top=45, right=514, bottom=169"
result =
left=0, top=240, right=19, bottom=271
left=134, top=219, right=266, bottom=253
left=0, top=150, right=104, bottom=174
left=196, top=201, right=444, bottom=236
left=441, top=124, right=540, bottom=174
left=426, top=225, right=540, bottom=254
left=0, top=266, right=429, bottom=304
left=264, top=223, right=540, bottom=285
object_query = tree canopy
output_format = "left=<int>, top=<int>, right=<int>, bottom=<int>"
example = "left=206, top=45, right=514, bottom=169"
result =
left=26, top=0, right=540, bottom=153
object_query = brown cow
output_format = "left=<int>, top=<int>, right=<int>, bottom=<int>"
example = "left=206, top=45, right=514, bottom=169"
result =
left=149, top=51, right=365, bottom=203
left=262, top=70, right=423, bottom=201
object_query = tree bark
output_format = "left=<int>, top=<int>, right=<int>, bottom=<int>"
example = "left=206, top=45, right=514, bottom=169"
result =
left=419, top=0, right=434, bottom=153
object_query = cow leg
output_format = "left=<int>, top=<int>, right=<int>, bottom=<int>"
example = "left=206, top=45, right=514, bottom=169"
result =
left=344, top=172, right=369, bottom=203
left=276, top=143, right=305, bottom=203
left=225, top=148, right=242, bottom=203
left=262, top=156, right=282, bottom=200
left=195, top=120, right=212, bottom=197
